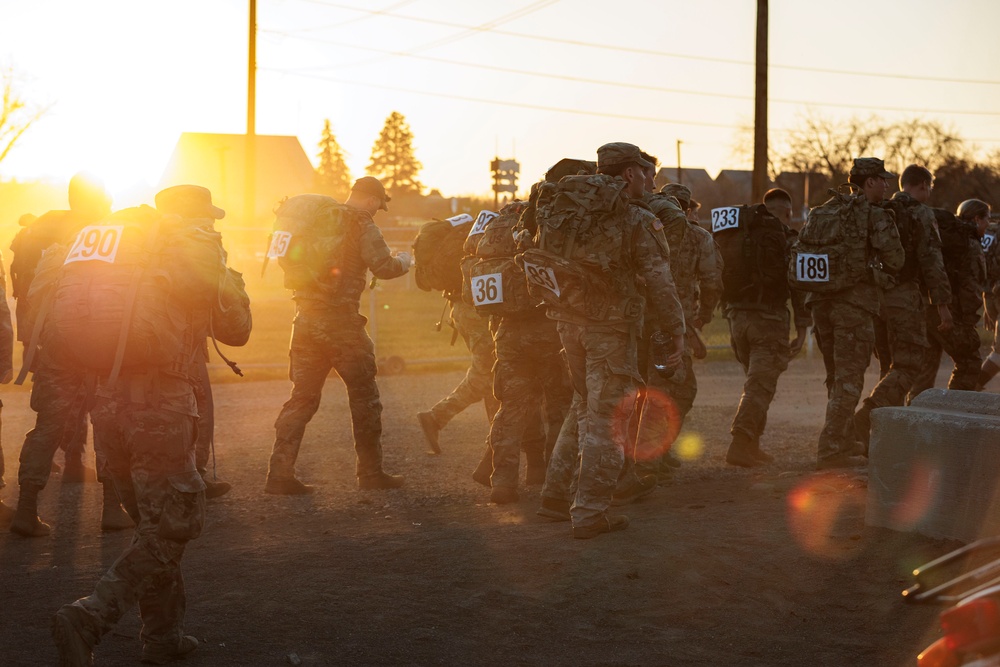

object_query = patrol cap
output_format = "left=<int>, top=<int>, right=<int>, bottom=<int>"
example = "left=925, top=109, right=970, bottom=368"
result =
left=544, top=158, right=597, bottom=183
left=647, top=193, right=684, bottom=218
left=596, top=142, right=654, bottom=171
left=850, top=157, right=894, bottom=180
left=155, top=185, right=225, bottom=220
left=352, top=176, right=391, bottom=211
left=659, top=183, right=693, bottom=209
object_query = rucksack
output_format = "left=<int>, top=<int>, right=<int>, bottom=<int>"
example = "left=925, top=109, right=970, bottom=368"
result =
left=933, top=207, right=982, bottom=290
left=412, top=212, right=480, bottom=295
left=21, top=206, right=226, bottom=384
left=517, top=174, right=643, bottom=323
left=462, top=201, right=535, bottom=316
left=264, top=194, right=353, bottom=291
left=882, top=197, right=922, bottom=283
left=983, top=222, right=1000, bottom=294
left=711, top=204, right=789, bottom=306
left=788, top=187, right=875, bottom=293
left=9, top=210, right=85, bottom=303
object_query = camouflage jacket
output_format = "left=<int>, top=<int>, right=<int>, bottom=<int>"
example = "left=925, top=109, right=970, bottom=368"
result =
left=651, top=197, right=722, bottom=326
left=886, top=192, right=952, bottom=305
left=294, top=207, right=407, bottom=312
left=630, top=204, right=686, bottom=338
left=0, top=254, right=13, bottom=379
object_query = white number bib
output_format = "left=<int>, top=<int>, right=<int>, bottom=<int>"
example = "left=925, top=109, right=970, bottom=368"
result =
left=468, top=210, right=498, bottom=237
left=796, top=253, right=830, bottom=283
left=65, top=226, right=124, bottom=265
left=523, top=262, right=560, bottom=296
left=983, top=234, right=996, bottom=251
left=447, top=213, right=473, bottom=227
left=471, top=273, right=503, bottom=306
left=267, top=231, right=293, bottom=259
left=711, top=207, right=740, bottom=233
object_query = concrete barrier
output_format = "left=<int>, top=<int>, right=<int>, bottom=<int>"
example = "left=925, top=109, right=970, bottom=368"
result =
left=866, top=392, right=1000, bottom=543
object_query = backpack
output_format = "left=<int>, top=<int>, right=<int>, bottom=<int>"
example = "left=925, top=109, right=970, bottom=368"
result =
left=711, top=204, right=789, bottom=306
left=9, top=210, right=85, bottom=303
left=933, top=208, right=982, bottom=291
left=882, top=197, right=922, bottom=283
left=264, top=194, right=352, bottom=291
left=516, top=174, right=643, bottom=323
left=412, top=212, right=480, bottom=295
left=22, top=206, right=225, bottom=383
left=463, top=201, right=535, bottom=316
left=983, top=222, right=1000, bottom=294
left=788, top=187, right=874, bottom=293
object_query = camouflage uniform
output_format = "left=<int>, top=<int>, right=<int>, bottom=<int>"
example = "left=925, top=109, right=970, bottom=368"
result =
left=910, top=233, right=986, bottom=395
left=488, top=309, right=571, bottom=490
left=0, top=255, right=14, bottom=494
left=269, top=207, right=409, bottom=482
left=635, top=195, right=721, bottom=476
left=808, top=200, right=904, bottom=463
left=860, top=193, right=950, bottom=423
left=55, top=201, right=252, bottom=659
left=424, top=299, right=499, bottom=430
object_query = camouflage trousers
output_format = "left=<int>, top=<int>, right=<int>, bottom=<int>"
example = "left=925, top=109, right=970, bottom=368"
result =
left=427, top=300, right=498, bottom=429
left=17, top=362, right=90, bottom=489
left=909, top=312, right=983, bottom=398
left=727, top=308, right=791, bottom=442
left=867, top=285, right=929, bottom=409
left=633, top=351, right=695, bottom=478
left=270, top=307, right=386, bottom=480
left=488, top=315, right=571, bottom=489
left=811, top=300, right=874, bottom=462
left=66, top=388, right=205, bottom=650
left=192, top=360, right=214, bottom=473
left=541, top=395, right=582, bottom=505
left=555, top=322, right=639, bottom=527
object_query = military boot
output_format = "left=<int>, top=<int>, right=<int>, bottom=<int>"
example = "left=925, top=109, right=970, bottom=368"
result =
left=417, top=411, right=441, bottom=455
left=853, top=399, right=875, bottom=456
left=489, top=486, right=519, bottom=504
left=100, top=483, right=133, bottom=532
left=264, top=476, right=314, bottom=495
left=140, top=635, right=199, bottom=665
left=10, top=483, right=51, bottom=537
left=52, top=604, right=96, bottom=667
left=751, top=435, right=774, bottom=463
left=199, top=468, right=232, bottom=500
left=726, top=432, right=763, bottom=468
left=358, top=471, right=405, bottom=490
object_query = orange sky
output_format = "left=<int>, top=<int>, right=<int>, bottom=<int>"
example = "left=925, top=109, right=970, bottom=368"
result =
left=2, top=0, right=999, bottom=203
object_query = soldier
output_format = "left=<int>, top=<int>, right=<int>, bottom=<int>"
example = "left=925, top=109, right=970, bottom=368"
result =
left=51, top=192, right=252, bottom=665
left=0, top=251, right=15, bottom=528
left=154, top=186, right=235, bottom=499
left=266, top=176, right=412, bottom=494
left=977, top=203, right=1000, bottom=389
left=533, top=142, right=684, bottom=538
left=853, top=166, right=952, bottom=451
left=807, top=158, right=904, bottom=469
left=723, top=188, right=810, bottom=466
left=910, top=199, right=990, bottom=396
left=635, top=184, right=722, bottom=479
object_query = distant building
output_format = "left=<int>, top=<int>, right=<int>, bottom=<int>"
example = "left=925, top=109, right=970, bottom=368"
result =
left=160, top=133, right=316, bottom=228
left=715, top=169, right=759, bottom=207
left=654, top=167, right=719, bottom=210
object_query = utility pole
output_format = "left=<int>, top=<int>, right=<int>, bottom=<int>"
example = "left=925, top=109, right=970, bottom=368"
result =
left=245, top=0, right=257, bottom=227
left=676, top=140, right=683, bottom=185
left=751, top=0, right=768, bottom=203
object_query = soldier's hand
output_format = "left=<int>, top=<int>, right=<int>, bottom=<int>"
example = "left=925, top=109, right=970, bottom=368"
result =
left=0, top=368, right=12, bottom=384
left=666, top=334, right=685, bottom=367
left=789, top=326, right=807, bottom=358
left=937, top=304, right=954, bottom=333
left=396, top=251, right=413, bottom=272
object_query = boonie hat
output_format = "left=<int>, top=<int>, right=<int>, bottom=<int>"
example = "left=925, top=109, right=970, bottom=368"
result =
left=155, top=185, right=225, bottom=220
left=352, top=176, right=391, bottom=211
left=850, top=157, right=894, bottom=180
left=597, top=142, right=654, bottom=171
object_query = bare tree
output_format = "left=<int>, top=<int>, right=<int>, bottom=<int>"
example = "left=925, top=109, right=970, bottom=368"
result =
left=0, top=67, right=49, bottom=166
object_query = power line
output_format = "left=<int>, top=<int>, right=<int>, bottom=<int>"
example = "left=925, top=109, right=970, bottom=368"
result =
left=261, top=30, right=1000, bottom=118
left=288, top=0, right=1000, bottom=86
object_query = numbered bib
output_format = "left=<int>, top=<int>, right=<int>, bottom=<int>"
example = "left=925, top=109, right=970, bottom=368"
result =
left=447, top=213, right=473, bottom=227
left=65, top=226, right=125, bottom=265
left=795, top=253, right=830, bottom=283
left=468, top=210, right=498, bottom=237
left=471, top=273, right=503, bottom=306
left=983, top=234, right=996, bottom=251
left=267, top=231, right=293, bottom=259
left=523, top=262, right=561, bottom=297
left=711, top=207, right=740, bottom=233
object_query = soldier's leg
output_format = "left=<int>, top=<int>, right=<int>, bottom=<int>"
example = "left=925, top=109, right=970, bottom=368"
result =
left=978, top=317, right=1000, bottom=389
left=268, top=315, right=334, bottom=486
left=541, top=348, right=573, bottom=464
left=427, top=304, right=497, bottom=429
left=942, top=324, right=983, bottom=390
left=909, top=332, right=943, bottom=404
left=817, top=303, right=873, bottom=465
left=730, top=313, right=788, bottom=461
left=487, top=333, right=534, bottom=501
left=873, top=315, right=892, bottom=379
left=0, top=407, right=9, bottom=527
left=538, top=396, right=580, bottom=520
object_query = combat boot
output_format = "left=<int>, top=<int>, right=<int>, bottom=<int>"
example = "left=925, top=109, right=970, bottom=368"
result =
left=0, top=499, right=14, bottom=528
left=264, top=476, right=314, bottom=495
left=199, top=469, right=232, bottom=499
left=358, top=471, right=405, bottom=490
left=62, top=454, right=97, bottom=484
left=611, top=474, right=657, bottom=506
left=417, top=411, right=441, bottom=454
left=100, top=483, right=133, bottom=532
left=573, top=513, right=629, bottom=539
left=140, top=635, right=199, bottom=665
left=751, top=435, right=774, bottom=463
left=10, top=483, right=51, bottom=537
left=726, top=432, right=763, bottom=468
left=490, top=486, right=519, bottom=504
left=52, top=604, right=95, bottom=667
left=536, top=496, right=571, bottom=521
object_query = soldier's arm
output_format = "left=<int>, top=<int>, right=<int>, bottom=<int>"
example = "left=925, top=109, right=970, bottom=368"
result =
left=695, top=230, right=723, bottom=327
left=915, top=206, right=952, bottom=305
left=872, top=208, right=906, bottom=273
left=633, top=214, right=685, bottom=340
left=359, top=221, right=409, bottom=280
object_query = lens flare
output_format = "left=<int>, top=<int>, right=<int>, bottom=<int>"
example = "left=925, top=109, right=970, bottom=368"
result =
left=674, top=432, right=704, bottom=462
left=888, top=459, right=940, bottom=530
left=632, top=388, right=681, bottom=462
left=786, top=473, right=867, bottom=559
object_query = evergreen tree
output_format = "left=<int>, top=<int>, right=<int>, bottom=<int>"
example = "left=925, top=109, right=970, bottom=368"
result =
left=315, top=119, right=351, bottom=200
left=367, top=111, right=423, bottom=196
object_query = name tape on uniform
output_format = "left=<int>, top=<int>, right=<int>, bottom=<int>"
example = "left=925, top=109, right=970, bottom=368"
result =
left=65, top=225, right=125, bottom=265
left=446, top=213, right=473, bottom=227
left=795, top=253, right=830, bottom=282
left=471, top=273, right=503, bottom=306
left=267, top=231, right=293, bottom=259
left=711, top=207, right=740, bottom=233
left=468, top=210, right=498, bottom=236
left=523, top=261, right=560, bottom=297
